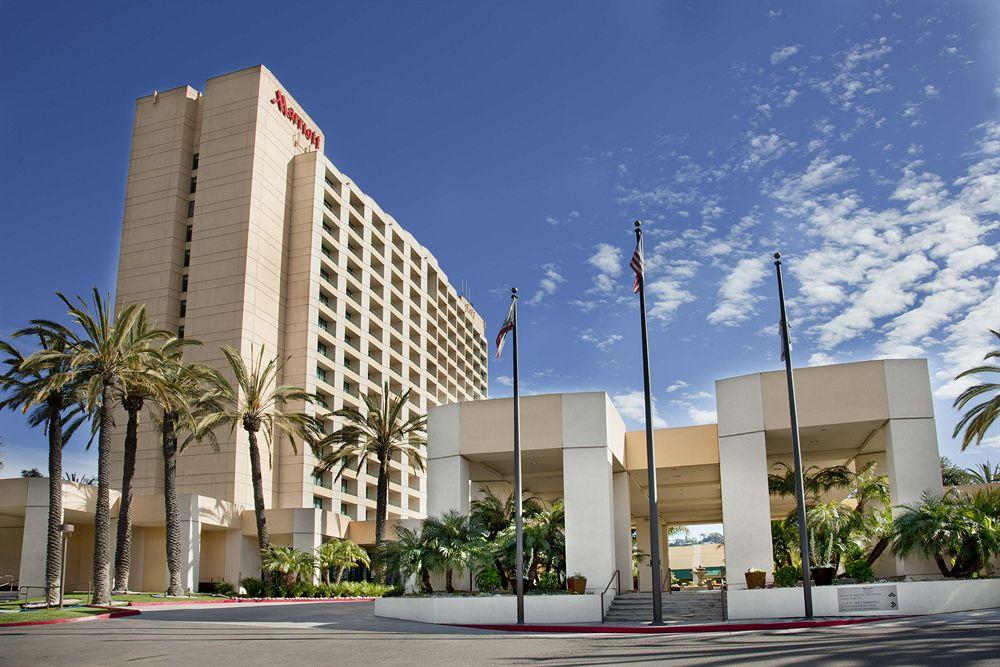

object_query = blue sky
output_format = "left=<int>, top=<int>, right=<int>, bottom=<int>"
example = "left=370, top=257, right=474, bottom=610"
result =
left=1, top=2, right=997, bottom=502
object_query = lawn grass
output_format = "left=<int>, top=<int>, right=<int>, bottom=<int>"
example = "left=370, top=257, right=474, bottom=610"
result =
left=0, top=606, right=113, bottom=625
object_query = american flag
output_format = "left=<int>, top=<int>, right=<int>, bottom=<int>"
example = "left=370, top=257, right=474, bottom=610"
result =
left=779, top=319, right=792, bottom=362
left=495, top=299, right=516, bottom=359
left=630, top=235, right=644, bottom=293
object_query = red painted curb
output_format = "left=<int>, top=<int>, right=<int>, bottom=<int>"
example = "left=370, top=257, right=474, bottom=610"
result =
left=0, top=607, right=141, bottom=628
left=127, top=597, right=376, bottom=607
left=454, top=615, right=903, bottom=634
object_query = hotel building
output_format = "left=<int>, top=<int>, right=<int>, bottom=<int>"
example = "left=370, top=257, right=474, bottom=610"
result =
left=1, top=65, right=488, bottom=593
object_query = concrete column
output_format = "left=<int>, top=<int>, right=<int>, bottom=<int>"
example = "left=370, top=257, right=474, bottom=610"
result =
left=563, top=446, right=616, bottom=591
left=426, top=455, right=470, bottom=517
left=636, top=518, right=652, bottom=592
left=719, top=430, right=774, bottom=588
left=178, top=494, right=201, bottom=593
left=292, top=508, right=323, bottom=583
left=17, top=479, right=51, bottom=592
left=612, top=471, right=632, bottom=592
left=224, top=528, right=261, bottom=587
left=884, top=417, right=943, bottom=577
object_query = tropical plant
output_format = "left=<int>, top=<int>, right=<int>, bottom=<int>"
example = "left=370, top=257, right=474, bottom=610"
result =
left=261, top=545, right=315, bottom=587
left=379, top=524, right=437, bottom=593
left=475, top=566, right=502, bottom=593
left=941, top=456, right=976, bottom=486
left=424, top=510, right=486, bottom=593
left=891, top=488, right=1000, bottom=578
left=240, top=576, right=263, bottom=597
left=17, top=290, right=167, bottom=604
left=966, top=461, right=999, bottom=485
left=313, top=384, right=426, bottom=582
left=771, top=518, right=800, bottom=569
left=806, top=501, right=857, bottom=567
left=768, top=462, right=853, bottom=501
left=952, top=329, right=999, bottom=450
left=113, top=311, right=174, bottom=591
left=203, top=345, right=319, bottom=571
left=844, top=559, right=875, bottom=583
left=1, top=335, right=86, bottom=606
left=773, top=564, right=800, bottom=588
left=469, top=486, right=542, bottom=590
left=63, top=472, right=96, bottom=484
left=314, top=538, right=370, bottom=585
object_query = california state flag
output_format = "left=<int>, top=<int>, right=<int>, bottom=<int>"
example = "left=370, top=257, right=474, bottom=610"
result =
left=495, top=300, right=516, bottom=359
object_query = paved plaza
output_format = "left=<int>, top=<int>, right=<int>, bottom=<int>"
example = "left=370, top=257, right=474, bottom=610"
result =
left=1, top=601, right=998, bottom=666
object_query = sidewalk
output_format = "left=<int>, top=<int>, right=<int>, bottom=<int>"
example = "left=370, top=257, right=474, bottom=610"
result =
left=454, top=615, right=903, bottom=634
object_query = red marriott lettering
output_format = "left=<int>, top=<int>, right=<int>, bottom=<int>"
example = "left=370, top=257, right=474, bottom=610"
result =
left=270, top=89, right=321, bottom=149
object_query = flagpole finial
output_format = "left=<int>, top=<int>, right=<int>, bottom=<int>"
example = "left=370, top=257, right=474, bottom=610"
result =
left=773, top=251, right=782, bottom=265
left=634, top=220, right=641, bottom=228
left=511, top=287, right=518, bottom=297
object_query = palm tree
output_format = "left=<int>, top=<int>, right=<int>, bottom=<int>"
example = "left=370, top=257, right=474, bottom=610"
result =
left=114, top=312, right=174, bottom=591
left=154, top=341, right=222, bottom=596
left=19, top=290, right=169, bottom=604
left=952, top=329, right=1000, bottom=450
left=379, top=524, right=437, bottom=593
left=314, top=538, right=371, bottom=584
left=261, top=546, right=314, bottom=587
left=205, top=345, right=318, bottom=569
left=966, top=461, right=999, bottom=485
left=63, top=472, right=96, bottom=484
left=0, top=336, right=86, bottom=606
left=771, top=518, right=799, bottom=568
left=768, top=462, right=853, bottom=502
left=892, top=488, right=1000, bottom=577
left=469, top=486, right=541, bottom=590
left=423, top=510, right=484, bottom=593
left=844, top=463, right=892, bottom=565
left=314, top=384, right=426, bottom=582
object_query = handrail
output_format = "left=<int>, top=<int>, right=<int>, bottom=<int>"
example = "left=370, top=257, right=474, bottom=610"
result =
left=599, top=569, right=620, bottom=623
left=0, top=575, right=15, bottom=591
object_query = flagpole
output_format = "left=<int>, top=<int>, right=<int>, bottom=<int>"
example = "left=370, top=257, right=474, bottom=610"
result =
left=634, top=221, right=664, bottom=626
left=510, top=287, right=525, bottom=625
left=773, top=252, right=814, bottom=619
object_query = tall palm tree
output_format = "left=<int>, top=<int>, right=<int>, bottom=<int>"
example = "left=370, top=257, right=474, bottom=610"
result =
left=314, top=384, right=426, bottom=582
left=314, top=538, right=371, bottom=584
left=19, top=290, right=168, bottom=604
left=952, top=329, right=1000, bottom=450
left=152, top=340, right=222, bottom=596
left=113, top=312, right=174, bottom=591
left=0, top=336, right=86, bottom=606
left=205, top=345, right=318, bottom=568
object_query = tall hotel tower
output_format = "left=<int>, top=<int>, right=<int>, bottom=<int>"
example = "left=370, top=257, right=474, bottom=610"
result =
left=110, top=65, right=487, bottom=589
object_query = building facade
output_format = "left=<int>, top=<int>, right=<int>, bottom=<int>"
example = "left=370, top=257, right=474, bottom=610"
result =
left=1, top=65, right=488, bottom=594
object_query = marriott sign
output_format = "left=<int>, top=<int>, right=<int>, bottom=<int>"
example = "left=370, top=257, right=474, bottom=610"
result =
left=270, top=89, right=321, bottom=149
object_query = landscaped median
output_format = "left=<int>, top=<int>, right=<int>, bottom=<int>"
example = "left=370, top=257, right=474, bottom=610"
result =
left=0, top=606, right=140, bottom=627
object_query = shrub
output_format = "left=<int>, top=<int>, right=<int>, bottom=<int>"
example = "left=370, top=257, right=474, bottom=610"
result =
left=475, top=567, right=502, bottom=593
left=844, top=560, right=874, bottom=583
left=240, top=577, right=263, bottom=598
left=291, top=580, right=317, bottom=598
left=329, top=581, right=395, bottom=598
left=774, top=565, right=801, bottom=588
left=536, top=571, right=561, bottom=593
left=316, top=582, right=335, bottom=598
left=213, top=579, right=236, bottom=597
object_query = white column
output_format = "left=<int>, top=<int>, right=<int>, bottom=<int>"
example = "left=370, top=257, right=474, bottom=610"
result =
left=563, top=446, right=616, bottom=591
left=719, top=431, right=774, bottom=588
left=17, top=479, right=51, bottom=592
left=885, top=417, right=943, bottom=577
left=426, top=455, right=470, bottom=517
left=636, top=518, right=652, bottom=592
left=292, top=509, right=323, bottom=583
left=612, top=471, right=632, bottom=592
left=178, top=494, right=201, bottom=593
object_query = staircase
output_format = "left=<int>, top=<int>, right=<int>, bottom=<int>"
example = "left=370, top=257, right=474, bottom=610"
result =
left=605, top=590, right=724, bottom=623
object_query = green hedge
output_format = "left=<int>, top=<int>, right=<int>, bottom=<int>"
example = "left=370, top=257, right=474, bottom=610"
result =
left=237, top=578, right=401, bottom=598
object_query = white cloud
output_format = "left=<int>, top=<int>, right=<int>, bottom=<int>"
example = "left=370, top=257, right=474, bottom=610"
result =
left=933, top=283, right=1000, bottom=399
left=579, top=330, right=624, bottom=351
left=743, top=131, right=796, bottom=169
left=670, top=399, right=717, bottom=425
left=612, top=390, right=667, bottom=428
left=666, top=380, right=688, bottom=393
left=923, top=84, right=940, bottom=98
left=586, top=243, right=623, bottom=294
left=808, top=352, right=838, bottom=366
left=646, top=278, right=697, bottom=322
left=545, top=215, right=559, bottom=226
left=527, top=263, right=565, bottom=304
left=707, top=257, right=770, bottom=326
left=770, top=45, right=800, bottom=65
left=496, top=375, right=513, bottom=387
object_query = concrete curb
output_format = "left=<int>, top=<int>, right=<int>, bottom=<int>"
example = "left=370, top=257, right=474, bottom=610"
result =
left=0, top=607, right=141, bottom=628
left=128, top=597, right=376, bottom=606
left=453, top=615, right=907, bottom=634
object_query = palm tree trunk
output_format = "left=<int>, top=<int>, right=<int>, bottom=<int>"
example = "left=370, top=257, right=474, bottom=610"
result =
left=865, top=536, right=890, bottom=566
left=114, top=399, right=142, bottom=591
left=45, top=397, right=64, bottom=606
left=335, top=566, right=344, bottom=585
left=246, top=428, right=270, bottom=578
left=162, top=412, right=184, bottom=596
left=420, top=566, right=432, bottom=594
left=92, top=381, right=115, bottom=605
left=374, top=458, right=389, bottom=583
left=445, top=569, right=454, bottom=594
left=934, top=553, right=951, bottom=577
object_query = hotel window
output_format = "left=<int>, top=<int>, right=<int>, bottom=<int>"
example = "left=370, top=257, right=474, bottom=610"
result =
left=322, top=221, right=334, bottom=235
left=179, top=300, right=187, bottom=318
left=316, top=394, right=328, bottom=409
left=187, top=201, right=195, bottom=218
left=181, top=275, right=188, bottom=293
left=344, top=382, right=352, bottom=393
left=189, top=177, right=197, bottom=194
left=313, top=496, right=324, bottom=510
left=313, top=470, right=324, bottom=486
left=340, top=503, right=350, bottom=516
left=185, top=224, right=192, bottom=241
left=344, top=358, right=352, bottom=369
left=341, top=480, right=350, bottom=494
left=178, top=325, right=185, bottom=339
left=320, top=269, right=331, bottom=283
left=317, top=342, right=327, bottom=357
left=344, top=334, right=353, bottom=346
left=192, top=153, right=199, bottom=170
left=316, top=366, right=327, bottom=382
left=183, top=250, right=190, bottom=267
left=319, top=293, right=330, bottom=307
left=318, top=317, right=329, bottom=332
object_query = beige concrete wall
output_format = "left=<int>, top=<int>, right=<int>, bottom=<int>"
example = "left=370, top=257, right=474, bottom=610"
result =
left=668, top=543, right=725, bottom=571
left=200, top=530, right=227, bottom=584
left=0, top=526, right=22, bottom=582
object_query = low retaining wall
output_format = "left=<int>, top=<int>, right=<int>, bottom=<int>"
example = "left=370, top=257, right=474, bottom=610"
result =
left=727, top=579, right=1000, bottom=620
left=375, top=594, right=607, bottom=624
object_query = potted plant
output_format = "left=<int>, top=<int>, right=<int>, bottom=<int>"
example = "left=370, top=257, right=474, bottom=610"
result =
left=566, top=572, right=587, bottom=594
left=744, top=567, right=766, bottom=589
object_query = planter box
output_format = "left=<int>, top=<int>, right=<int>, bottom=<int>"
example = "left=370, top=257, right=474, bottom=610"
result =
left=375, top=594, right=607, bottom=625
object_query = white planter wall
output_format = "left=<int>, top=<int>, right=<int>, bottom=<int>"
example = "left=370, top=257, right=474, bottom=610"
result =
left=375, top=594, right=607, bottom=624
